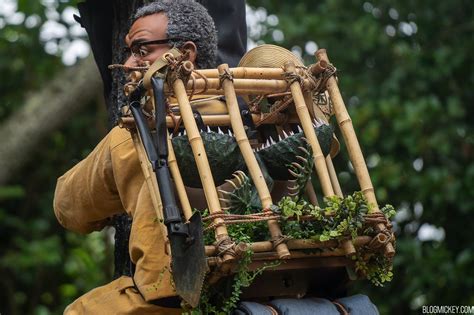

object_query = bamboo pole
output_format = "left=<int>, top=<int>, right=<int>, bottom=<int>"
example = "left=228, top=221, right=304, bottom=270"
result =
left=129, top=130, right=164, bottom=223
left=163, top=78, right=312, bottom=95
left=326, top=156, right=343, bottom=197
left=205, top=236, right=372, bottom=256
left=315, top=49, right=395, bottom=257
left=218, top=64, right=290, bottom=259
left=196, top=67, right=303, bottom=80
left=167, top=132, right=193, bottom=220
left=118, top=114, right=301, bottom=129
left=284, top=61, right=335, bottom=197
left=284, top=61, right=356, bottom=256
left=172, top=76, right=233, bottom=260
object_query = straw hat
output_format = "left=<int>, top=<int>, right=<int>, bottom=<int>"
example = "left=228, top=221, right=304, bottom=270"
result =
left=238, top=44, right=340, bottom=157
left=238, top=44, right=304, bottom=68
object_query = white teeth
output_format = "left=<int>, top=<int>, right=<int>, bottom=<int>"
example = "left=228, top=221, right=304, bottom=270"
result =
left=282, top=130, right=288, bottom=138
left=169, top=133, right=173, bottom=139
left=183, top=129, right=186, bottom=136
left=269, top=137, right=276, bottom=145
left=228, top=130, right=233, bottom=137
left=178, top=131, right=183, bottom=137
left=207, top=126, right=211, bottom=132
left=289, top=131, right=294, bottom=136
left=278, top=134, right=283, bottom=142
left=217, top=127, right=223, bottom=134
left=297, top=125, right=303, bottom=133
left=266, top=139, right=270, bottom=147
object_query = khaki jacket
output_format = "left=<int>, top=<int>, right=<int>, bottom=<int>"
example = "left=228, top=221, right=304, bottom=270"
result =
left=54, top=126, right=176, bottom=301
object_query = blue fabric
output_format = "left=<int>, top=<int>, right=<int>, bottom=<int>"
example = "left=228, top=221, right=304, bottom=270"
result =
left=234, top=294, right=380, bottom=314
left=336, top=294, right=380, bottom=315
left=270, top=298, right=339, bottom=315
left=234, top=301, right=274, bottom=315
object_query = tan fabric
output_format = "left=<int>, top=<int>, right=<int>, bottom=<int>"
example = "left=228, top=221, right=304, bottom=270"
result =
left=64, top=276, right=182, bottom=315
left=54, top=126, right=177, bottom=305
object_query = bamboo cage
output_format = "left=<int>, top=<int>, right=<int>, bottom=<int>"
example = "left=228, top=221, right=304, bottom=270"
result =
left=122, top=46, right=395, bottom=295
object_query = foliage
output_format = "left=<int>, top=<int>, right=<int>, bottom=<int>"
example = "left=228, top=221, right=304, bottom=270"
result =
left=278, top=192, right=394, bottom=286
left=279, top=192, right=370, bottom=241
left=1, top=0, right=473, bottom=314
left=186, top=250, right=280, bottom=315
left=247, top=0, right=474, bottom=313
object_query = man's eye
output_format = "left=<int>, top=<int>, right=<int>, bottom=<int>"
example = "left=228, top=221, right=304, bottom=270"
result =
left=138, top=47, right=148, bottom=57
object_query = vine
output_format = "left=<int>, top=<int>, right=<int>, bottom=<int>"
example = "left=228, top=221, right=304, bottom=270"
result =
left=277, top=192, right=396, bottom=286
left=196, top=191, right=396, bottom=313
left=185, top=249, right=280, bottom=314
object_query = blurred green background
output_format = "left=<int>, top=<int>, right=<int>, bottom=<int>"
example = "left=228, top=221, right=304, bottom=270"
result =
left=0, top=0, right=472, bottom=314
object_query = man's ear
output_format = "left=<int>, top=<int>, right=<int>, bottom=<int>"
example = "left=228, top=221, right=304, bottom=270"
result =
left=181, top=41, right=197, bottom=65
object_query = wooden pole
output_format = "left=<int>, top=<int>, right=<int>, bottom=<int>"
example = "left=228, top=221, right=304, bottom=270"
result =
left=196, top=66, right=304, bottom=80
left=167, top=132, right=193, bottom=220
left=129, top=130, right=165, bottom=225
left=205, top=236, right=372, bottom=256
left=284, top=61, right=357, bottom=256
left=118, top=114, right=301, bottom=129
left=172, top=77, right=233, bottom=258
left=218, top=64, right=290, bottom=259
left=284, top=61, right=335, bottom=197
left=164, top=78, right=312, bottom=95
left=315, top=49, right=395, bottom=257
left=326, top=156, right=343, bottom=197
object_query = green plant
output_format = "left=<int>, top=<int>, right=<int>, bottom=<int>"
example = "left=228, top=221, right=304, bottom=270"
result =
left=188, top=250, right=280, bottom=314
left=278, top=192, right=395, bottom=286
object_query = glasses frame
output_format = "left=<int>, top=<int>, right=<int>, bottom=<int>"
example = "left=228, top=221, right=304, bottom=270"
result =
left=124, top=38, right=183, bottom=59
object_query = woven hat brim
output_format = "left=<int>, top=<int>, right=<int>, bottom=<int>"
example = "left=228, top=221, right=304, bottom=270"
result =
left=238, top=44, right=304, bottom=68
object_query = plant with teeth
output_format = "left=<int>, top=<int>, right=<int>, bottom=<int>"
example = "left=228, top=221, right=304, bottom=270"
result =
left=286, top=138, right=314, bottom=198
left=171, top=118, right=333, bottom=213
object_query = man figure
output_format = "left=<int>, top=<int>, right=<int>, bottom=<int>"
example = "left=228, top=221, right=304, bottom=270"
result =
left=54, top=1, right=219, bottom=313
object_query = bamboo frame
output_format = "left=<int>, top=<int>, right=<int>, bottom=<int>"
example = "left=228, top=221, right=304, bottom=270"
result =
left=205, top=236, right=372, bottom=256
left=118, top=114, right=301, bottom=129
left=284, top=61, right=356, bottom=256
left=196, top=67, right=300, bottom=80
left=218, top=64, right=290, bottom=259
left=163, top=78, right=313, bottom=96
left=284, top=61, right=335, bottom=197
left=172, top=76, right=235, bottom=263
left=315, top=49, right=395, bottom=257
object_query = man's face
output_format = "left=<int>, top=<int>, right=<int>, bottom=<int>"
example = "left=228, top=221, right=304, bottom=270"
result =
left=124, top=13, right=171, bottom=68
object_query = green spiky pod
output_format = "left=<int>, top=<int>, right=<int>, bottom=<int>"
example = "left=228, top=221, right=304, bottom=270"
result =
left=220, top=155, right=274, bottom=214
left=171, top=131, right=245, bottom=188
left=257, top=124, right=333, bottom=180
left=287, top=139, right=315, bottom=198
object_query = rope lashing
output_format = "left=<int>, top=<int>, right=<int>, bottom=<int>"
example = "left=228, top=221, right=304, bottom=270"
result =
left=218, top=68, right=234, bottom=89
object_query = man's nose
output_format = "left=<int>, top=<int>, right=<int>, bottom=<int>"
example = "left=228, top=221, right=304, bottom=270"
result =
left=124, top=55, right=136, bottom=70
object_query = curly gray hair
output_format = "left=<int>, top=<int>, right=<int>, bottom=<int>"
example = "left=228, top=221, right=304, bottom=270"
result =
left=133, top=0, right=218, bottom=69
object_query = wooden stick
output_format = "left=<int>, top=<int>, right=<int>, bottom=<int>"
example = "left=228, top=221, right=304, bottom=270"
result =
left=205, top=236, right=372, bottom=256
left=305, top=181, right=319, bottom=206
left=284, top=61, right=356, bottom=256
left=129, top=129, right=165, bottom=225
left=167, top=131, right=193, bottom=220
left=218, top=64, right=290, bottom=259
left=326, top=156, right=343, bottom=197
left=196, top=67, right=305, bottom=80
left=315, top=49, right=395, bottom=257
left=172, top=77, right=233, bottom=259
left=118, top=114, right=301, bottom=129
left=284, top=61, right=335, bottom=197
left=163, top=78, right=313, bottom=95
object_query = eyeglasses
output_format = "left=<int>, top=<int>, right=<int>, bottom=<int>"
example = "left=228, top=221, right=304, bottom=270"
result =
left=124, top=38, right=182, bottom=59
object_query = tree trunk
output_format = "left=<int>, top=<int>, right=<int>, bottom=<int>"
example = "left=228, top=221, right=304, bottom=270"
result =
left=0, top=56, right=101, bottom=186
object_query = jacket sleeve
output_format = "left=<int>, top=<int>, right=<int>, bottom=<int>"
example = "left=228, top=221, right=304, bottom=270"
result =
left=53, top=130, right=124, bottom=234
